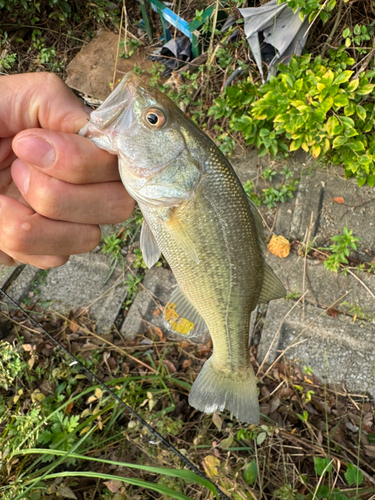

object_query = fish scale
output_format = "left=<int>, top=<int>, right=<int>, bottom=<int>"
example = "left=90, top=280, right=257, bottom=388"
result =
left=80, top=72, right=286, bottom=423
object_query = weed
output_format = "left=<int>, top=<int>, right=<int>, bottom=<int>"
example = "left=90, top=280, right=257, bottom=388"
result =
left=324, top=226, right=361, bottom=272
left=120, top=38, right=142, bottom=59
left=123, top=273, right=143, bottom=309
left=0, top=341, right=26, bottom=390
left=0, top=52, right=16, bottom=71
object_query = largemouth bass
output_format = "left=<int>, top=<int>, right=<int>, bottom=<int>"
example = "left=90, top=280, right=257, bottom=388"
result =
left=80, top=73, right=285, bottom=424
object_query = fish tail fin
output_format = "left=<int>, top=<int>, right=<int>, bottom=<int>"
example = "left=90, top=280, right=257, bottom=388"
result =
left=188, top=357, right=260, bottom=424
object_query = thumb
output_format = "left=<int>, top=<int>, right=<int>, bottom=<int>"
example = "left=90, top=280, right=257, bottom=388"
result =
left=0, top=72, right=91, bottom=138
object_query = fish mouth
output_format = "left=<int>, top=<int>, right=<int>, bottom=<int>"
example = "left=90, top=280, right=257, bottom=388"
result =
left=80, top=72, right=142, bottom=141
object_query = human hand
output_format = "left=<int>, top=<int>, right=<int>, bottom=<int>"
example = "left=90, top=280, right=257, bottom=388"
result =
left=0, top=73, right=134, bottom=269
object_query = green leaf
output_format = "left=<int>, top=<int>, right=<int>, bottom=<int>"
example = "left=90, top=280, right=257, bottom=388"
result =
left=346, top=79, right=359, bottom=92
left=349, top=140, right=365, bottom=152
left=367, top=174, right=375, bottom=187
left=326, top=0, right=336, bottom=11
left=344, top=102, right=356, bottom=116
left=342, top=28, right=351, bottom=38
left=356, top=105, right=366, bottom=120
left=344, top=463, right=364, bottom=486
left=340, top=116, right=355, bottom=128
left=326, top=115, right=339, bottom=135
left=320, top=96, right=334, bottom=113
left=357, top=177, right=367, bottom=187
left=357, top=84, right=375, bottom=95
left=256, top=432, right=267, bottom=445
left=333, top=136, right=347, bottom=148
left=311, top=144, right=321, bottom=158
left=334, top=70, right=353, bottom=85
left=243, top=460, right=258, bottom=485
left=334, top=94, right=349, bottom=107
left=319, top=10, right=329, bottom=24
left=314, top=457, right=333, bottom=476
left=365, top=69, right=375, bottom=78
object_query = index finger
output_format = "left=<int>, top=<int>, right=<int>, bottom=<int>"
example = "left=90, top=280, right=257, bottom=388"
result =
left=0, top=72, right=89, bottom=137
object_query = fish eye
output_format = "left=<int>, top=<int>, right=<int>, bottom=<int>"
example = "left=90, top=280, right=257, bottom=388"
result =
left=145, top=108, right=166, bottom=128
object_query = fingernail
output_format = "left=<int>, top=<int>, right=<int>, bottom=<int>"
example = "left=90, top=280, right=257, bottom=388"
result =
left=12, top=160, right=30, bottom=195
left=15, top=136, right=56, bottom=169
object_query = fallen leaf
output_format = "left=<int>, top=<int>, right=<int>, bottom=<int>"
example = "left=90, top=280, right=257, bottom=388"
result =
left=56, top=486, right=77, bottom=499
left=333, top=197, right=344, bottom=204
left=65, top=402, right=74, bottom=414
left=218, top=436, right=233, bottom=450
left=327, top=308, right=339, bottom=318
left=267, top=235, right=290, bottom=258
left=182, top=359, right=192, bottom=370
left=212, top=411, right=222, bottom=431
left=152, top=308, right=161, bottom=316
left=161, top=359, right=176, bottom=373
left=104, top=481, right=122, bottom=493
left=69, top=321, right=79, bottom=333
left=202, top=455, right=220, bottom=478
left=150, top=326, right=165, bottom=342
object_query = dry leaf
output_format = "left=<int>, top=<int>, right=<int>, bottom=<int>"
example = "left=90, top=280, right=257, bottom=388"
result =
left=65, top=402, right=74, bottom=414
left=182, top=359, right=192, bottom=369
left=161, top=359, right=176, bottom=373
left=56, top=486, right=77, bottom=499
left=333, top=197, right=344, bottom=204
left=212, top=411, right=222, bottom=431
left=104, top=481, right=122, bottom=493
left=202, top=455, right=220, bottom=478
left=327, top=308, right=339, bottom=318
left=267, top=235, right=290, bottom=258
left=69, top=321, right=79, bottom=333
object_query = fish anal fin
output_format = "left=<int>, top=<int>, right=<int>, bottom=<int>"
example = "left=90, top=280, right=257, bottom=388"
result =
left=165, top=210, right=199, bottom=263
left=140, top=219, right=161, bottom=268
left=258, top=261, right=286, bottom=303
left=164, top=286, right=208, bottom=339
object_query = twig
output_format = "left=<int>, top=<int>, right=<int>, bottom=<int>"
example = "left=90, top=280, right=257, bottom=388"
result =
left=321, top=0, right=344, bottom=58
left=112, top=3, right=124, bottom=87
left=353, top=47, right=375, bottom=78
left=347, top=268, right=375, bottom=300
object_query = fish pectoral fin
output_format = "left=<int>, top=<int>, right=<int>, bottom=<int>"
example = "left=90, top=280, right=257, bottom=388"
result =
left=164, top=286, right=209, bottom=339
left=165, top=210, right=199, bottom=263
left=140, top=220, right=161, bottom=268
left=258, top=261, right=286, bottom=303
left=247, top=196, right=267, bottom=252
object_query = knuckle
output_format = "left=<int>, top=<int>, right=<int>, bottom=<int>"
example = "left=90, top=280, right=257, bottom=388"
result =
left=2, top=222, right=30, bottom=253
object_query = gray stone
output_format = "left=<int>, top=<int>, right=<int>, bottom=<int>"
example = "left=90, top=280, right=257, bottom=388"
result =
left=0, top=265, right=20, bottom=290
left=258, top=299, right=375, bottom=398
left=266, top=252, right=375, bottom=319
left=6, top=254, right=129, bottom=333
left=121, top=267, right=177, bottom=340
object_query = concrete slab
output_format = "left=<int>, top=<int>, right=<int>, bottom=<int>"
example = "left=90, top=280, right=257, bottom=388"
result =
left=6, top=254, right=128, bottom=333
left=275, top=165, right=375, bottom=261
left=257, top=299, right=375, bottom=398
left=266, top=253, right=375, bottom=319
left=0, top=265, right=20, bottom=289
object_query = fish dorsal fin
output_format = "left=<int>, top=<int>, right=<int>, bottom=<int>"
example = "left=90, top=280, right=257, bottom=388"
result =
left=166, top=210, right=199, bottom=263
left=140, top=220, right=161, bottom=268
left=164, top=285, right=209, bottom=338
left=258, top=261, right=286, bottom=303
left=247, top=196, right=267, bottom=252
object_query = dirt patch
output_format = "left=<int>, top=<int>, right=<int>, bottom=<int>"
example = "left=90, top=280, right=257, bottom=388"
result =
left=65, top=29, right=155, bottom=101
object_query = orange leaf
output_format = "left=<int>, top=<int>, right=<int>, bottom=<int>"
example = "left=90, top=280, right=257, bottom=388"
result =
left=333, top=197, right=344, bottom=204
left=267, top=235, right=290, bottom=258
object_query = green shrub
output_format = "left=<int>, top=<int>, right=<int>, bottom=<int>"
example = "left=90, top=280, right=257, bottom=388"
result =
left=209, top=53, right=375, bottom=187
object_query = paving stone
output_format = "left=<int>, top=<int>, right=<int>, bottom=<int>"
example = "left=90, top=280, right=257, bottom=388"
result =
left=257, top=299, right=375, bottom=398
left=5, top=254, right=128, bottom=333
left=0, top=265, right=20, bottom=290
left=275, top=165, right=375, bottom=261
left=266, top=252, right=375, bottom=319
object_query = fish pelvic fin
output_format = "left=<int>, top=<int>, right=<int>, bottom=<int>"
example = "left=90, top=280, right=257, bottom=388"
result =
left=140, top=219, right=161, bottom=268
left=188, top=357, right=260, bottom=424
